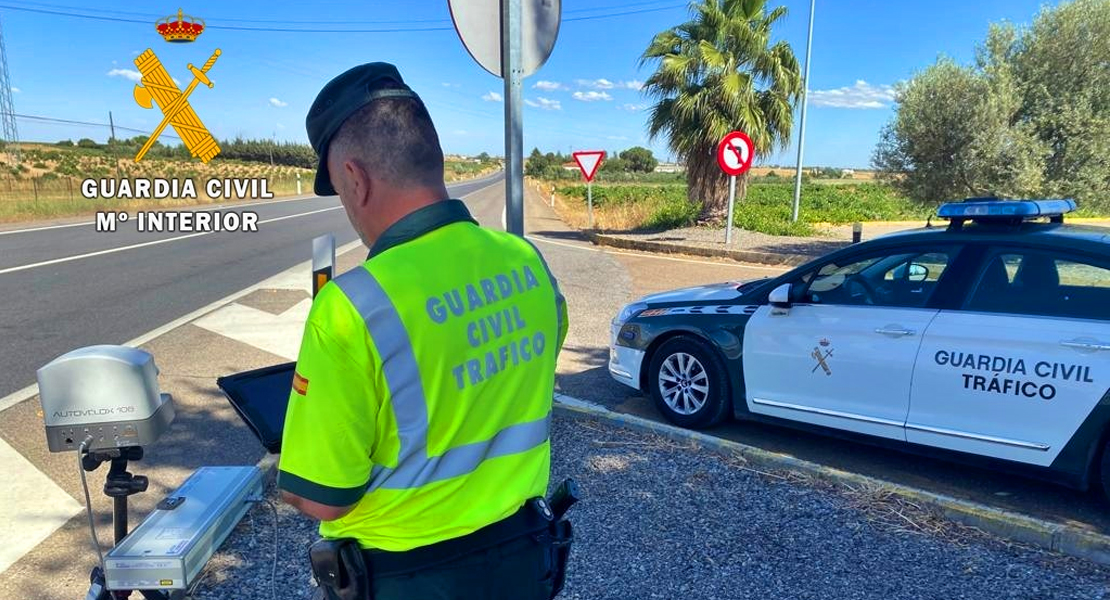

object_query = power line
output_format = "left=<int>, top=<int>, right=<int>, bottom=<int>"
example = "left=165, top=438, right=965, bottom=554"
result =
left=5, top=0, right=685, bottom=23
left=6, top=112, right=181, bottom=140
left=0, top=2, right=687, bottom=32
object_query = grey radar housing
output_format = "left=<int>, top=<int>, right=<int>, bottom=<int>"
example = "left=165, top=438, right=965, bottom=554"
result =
left=38, top=345, right=175, bottom=453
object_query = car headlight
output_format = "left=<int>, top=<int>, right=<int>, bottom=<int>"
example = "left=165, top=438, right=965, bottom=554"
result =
left=613, top=302, right=648, bottom=326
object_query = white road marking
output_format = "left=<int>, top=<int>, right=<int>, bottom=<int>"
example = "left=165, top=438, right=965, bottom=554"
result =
left=0, top=221, right=94, bottom=236
left=194, top=300, right=311, bottom=361
left=0, top=439, right=82, bottom=575
left=527, top=235, right=792, bottom=271
left=0, top=193, right=327, bottom=237
left=0, top=206, right=343, bottom=276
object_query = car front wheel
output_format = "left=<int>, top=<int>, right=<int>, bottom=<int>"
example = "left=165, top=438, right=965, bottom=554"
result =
left=647, top=336, right=731, bottom=429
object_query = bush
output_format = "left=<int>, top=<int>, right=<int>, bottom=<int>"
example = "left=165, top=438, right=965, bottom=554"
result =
left=742, top=182, right=930, bottom=223
left=76, top=138, right=99, bottom=149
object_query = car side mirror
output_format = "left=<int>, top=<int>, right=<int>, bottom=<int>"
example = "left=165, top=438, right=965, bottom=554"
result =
left=769, top=283, right=792, bottom=309
left=908, top=263, right=928, bottom=282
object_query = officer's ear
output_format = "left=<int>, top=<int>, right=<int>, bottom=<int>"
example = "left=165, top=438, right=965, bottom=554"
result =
left=339, top=157, right=373, bottom=210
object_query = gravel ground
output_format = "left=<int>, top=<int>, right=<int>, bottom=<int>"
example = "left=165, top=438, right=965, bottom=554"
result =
left=189, top=414, right=1110, bottom=600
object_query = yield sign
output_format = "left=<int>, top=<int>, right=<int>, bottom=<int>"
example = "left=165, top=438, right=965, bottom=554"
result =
left=573, top=151, right=605, bottom=182
left=716, top=131, right=755, bottom=176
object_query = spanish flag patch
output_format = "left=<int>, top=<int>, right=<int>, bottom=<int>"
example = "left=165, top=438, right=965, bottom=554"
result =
left=292, top=371, right=309, bottom=396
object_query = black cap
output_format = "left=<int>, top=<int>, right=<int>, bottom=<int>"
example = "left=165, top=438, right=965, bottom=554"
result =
left=305, top=62, right=419, bottom=196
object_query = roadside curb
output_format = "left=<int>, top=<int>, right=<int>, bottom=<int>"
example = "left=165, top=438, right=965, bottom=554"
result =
left=584, top=231, right=815, bottom=267
left=552, top=394, right=1110, bottom=567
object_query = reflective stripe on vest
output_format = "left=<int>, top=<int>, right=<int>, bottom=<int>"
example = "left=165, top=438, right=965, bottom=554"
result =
left=334, top=266, right=551, bottom=491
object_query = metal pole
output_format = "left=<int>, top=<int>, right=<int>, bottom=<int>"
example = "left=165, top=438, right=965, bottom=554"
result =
left=108, top=111, right=116, bottom=143
left=725, top=175, right=737, bottom=245
left=587, top=181, right=594, bottom=229
left=296, top=172, right=302, bottom=195
left=501, top=0, right=524, bottom=236
left=791, top=0, right=816, bottom=223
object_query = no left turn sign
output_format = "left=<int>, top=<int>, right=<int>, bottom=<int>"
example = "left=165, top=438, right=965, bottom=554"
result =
left=716, top=131, right=754, bottom=176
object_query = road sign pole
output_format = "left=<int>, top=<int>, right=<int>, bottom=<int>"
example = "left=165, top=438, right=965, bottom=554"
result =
left=587, top=181, right=594, bottom=229
left=725, top=174, right=736, bottom=245
left=502, top=0, right=525, bottom=236
left=791, top=0, right=816, bottom=223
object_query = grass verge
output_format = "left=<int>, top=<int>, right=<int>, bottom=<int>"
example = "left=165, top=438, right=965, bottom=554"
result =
left=548, top=180, right=933, bottom=236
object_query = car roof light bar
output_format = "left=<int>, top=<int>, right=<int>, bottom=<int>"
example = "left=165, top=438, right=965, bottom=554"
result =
left=938, top=198, right=1077, bottom=229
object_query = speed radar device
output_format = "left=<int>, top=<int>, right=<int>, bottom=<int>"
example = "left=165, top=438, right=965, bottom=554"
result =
left=38, top=345, right=175, bottom=453
left=37, top=345, right=262, bottom=600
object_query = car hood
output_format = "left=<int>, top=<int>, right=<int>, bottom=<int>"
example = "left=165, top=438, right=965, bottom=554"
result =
left=640, top=281, right=749, bottom=305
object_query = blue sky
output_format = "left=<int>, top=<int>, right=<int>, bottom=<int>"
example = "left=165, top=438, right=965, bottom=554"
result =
left=0, top=0, right=1061, bottom=168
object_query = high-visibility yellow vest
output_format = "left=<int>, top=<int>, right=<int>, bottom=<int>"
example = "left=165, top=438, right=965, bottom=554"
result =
left=278, top=200, right=568, bottom=551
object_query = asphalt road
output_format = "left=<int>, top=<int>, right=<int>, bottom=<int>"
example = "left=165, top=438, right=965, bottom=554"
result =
left=0, top=172, right=503, bottom=400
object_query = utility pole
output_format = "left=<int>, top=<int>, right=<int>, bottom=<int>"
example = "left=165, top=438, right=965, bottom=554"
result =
left=109, top=110, right=118, bottom=177
left=791, top=0, right=815, bottom=223
left=0, top=15, right=20, bottom=163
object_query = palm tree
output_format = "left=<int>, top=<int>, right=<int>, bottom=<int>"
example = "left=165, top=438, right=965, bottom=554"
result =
left=641, top=0, right=801, bottom=220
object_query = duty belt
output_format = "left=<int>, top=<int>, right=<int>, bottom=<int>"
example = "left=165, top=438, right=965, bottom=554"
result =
left=362, top=501, right=551, bottom=576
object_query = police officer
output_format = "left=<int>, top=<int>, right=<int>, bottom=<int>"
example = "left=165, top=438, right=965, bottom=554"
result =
left=277, top=62, right=569, bottom=600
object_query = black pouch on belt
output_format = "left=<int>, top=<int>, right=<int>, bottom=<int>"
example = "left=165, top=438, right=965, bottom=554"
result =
left=529, top=483, right=578, bottom=599
left=309, top=538, right=371, bottom=600
left=547, top=517, right=573, bottom=598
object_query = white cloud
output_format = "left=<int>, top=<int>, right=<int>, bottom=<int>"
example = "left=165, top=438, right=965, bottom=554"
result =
left=172, top=77, right=182, bottom=87
left=276, top=123, right=286, bottom=130
left=573, top=91, right=613, bottom=102
left=576, top=78, right=615, bottom=90
left=533, top=80, right=564, bottom=91
left=10, top=87, right=19, bottom=93
left=808, top=80, right=895, bottom=109
left=524, top=97, right=562, bottom=111
left=618, top=103, right=647, bottom=111
left=620, top=80, right=643, bottom=90
left=442, top=82, right=461, bottom=88
left=482, top=91, right=503, bottom=102
left=606, top=135, right=629, bottom=141
left=107, top=68, right=142, bottom=83
left=269, top=97, right=288, bottom=107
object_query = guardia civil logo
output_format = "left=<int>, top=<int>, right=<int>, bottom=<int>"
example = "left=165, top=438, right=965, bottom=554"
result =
left=132, top=8, right=222, bottom=163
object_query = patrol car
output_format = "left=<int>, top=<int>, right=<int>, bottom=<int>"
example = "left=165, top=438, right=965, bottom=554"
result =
left=608, top=199, right=1110, bottom=497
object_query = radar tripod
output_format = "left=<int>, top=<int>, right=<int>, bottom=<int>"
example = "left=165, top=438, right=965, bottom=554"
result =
left=82, top=446, right=182, bottom=600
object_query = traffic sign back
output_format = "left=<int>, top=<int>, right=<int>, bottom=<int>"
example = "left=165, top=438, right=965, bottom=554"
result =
left=448, top=0, right=561, bottom=78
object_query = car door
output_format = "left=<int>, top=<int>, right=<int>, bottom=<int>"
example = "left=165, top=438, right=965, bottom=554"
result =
left=907, top=248, right=1110, bottom=467
left=743, top=245, right=961, bottom=441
